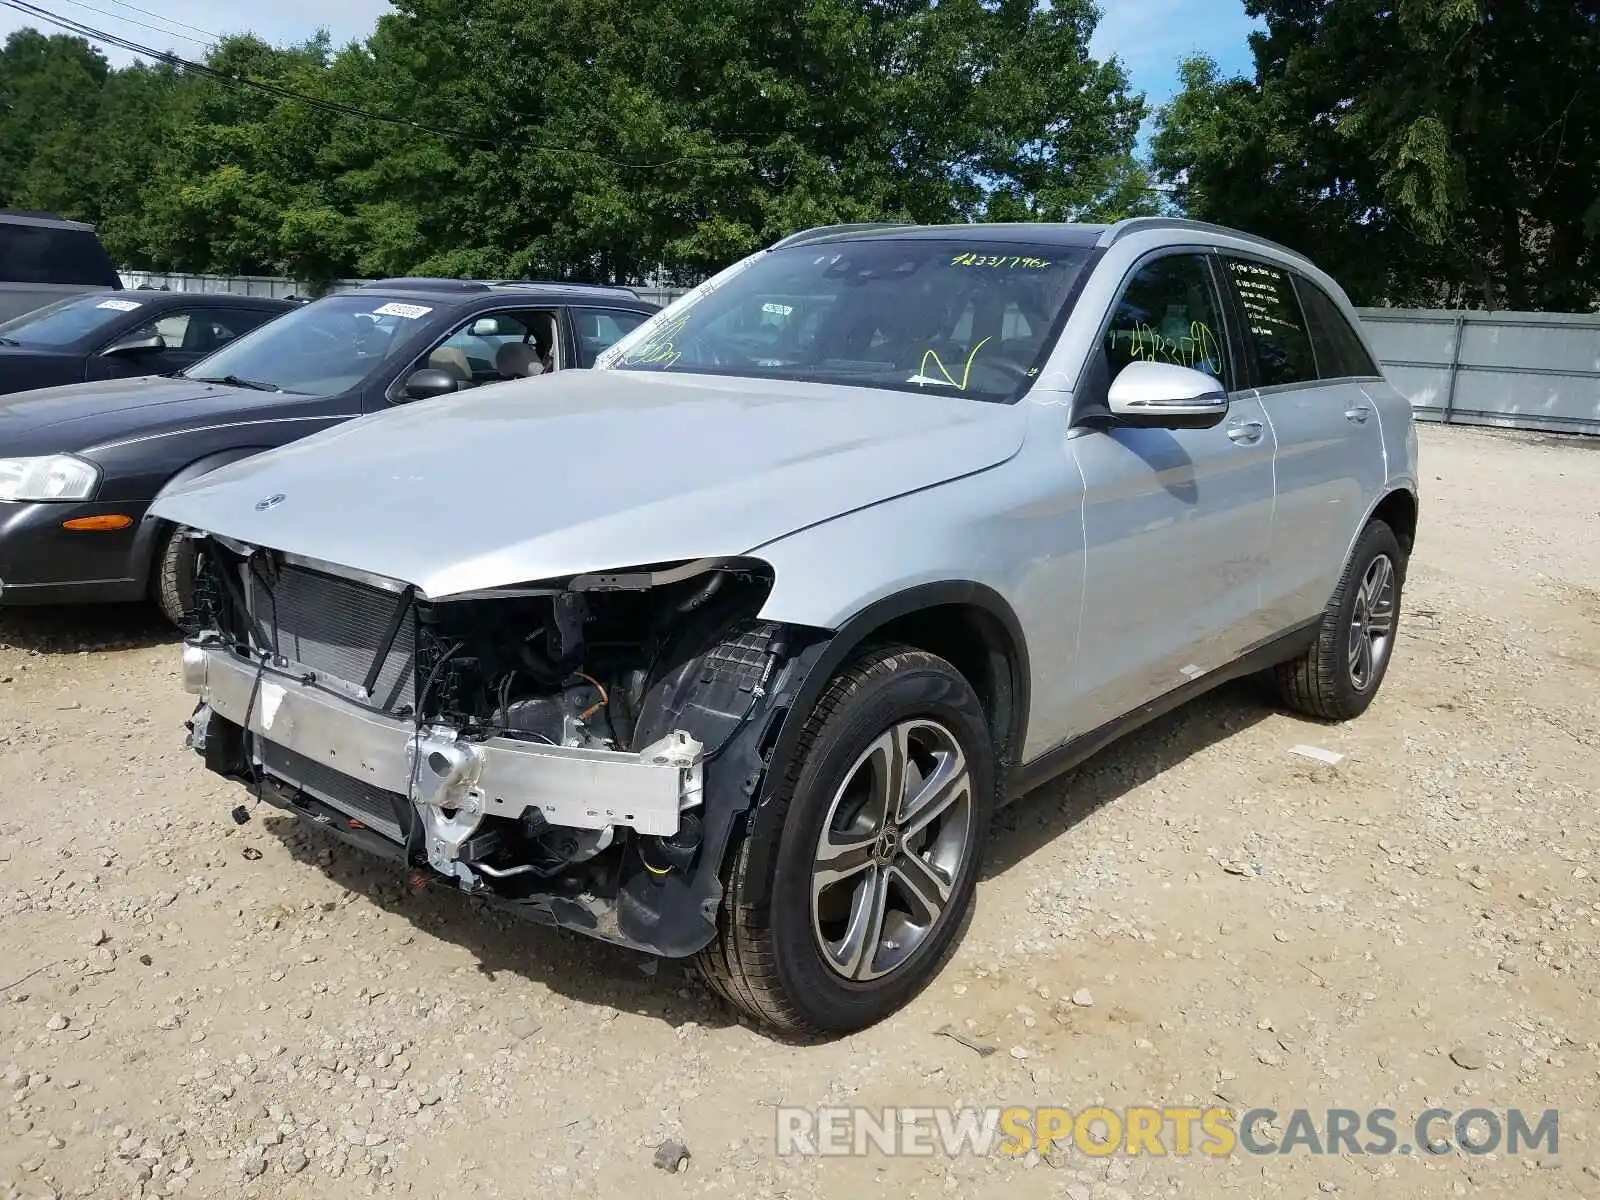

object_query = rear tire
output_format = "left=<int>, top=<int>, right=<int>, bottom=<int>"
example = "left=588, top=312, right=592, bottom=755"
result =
left=697, top=644, right=994, bottom=1036
left=1272, top=519, right=1405, bottom=721
left=152, top=525, right=196, bottom=628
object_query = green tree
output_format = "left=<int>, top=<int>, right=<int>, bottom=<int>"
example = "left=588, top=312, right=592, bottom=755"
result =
left=3, top=1, right=1153, bottom=284
left=1152, top=1, right=1600, bottom=310
left=0, top=30, right=109, bottom=208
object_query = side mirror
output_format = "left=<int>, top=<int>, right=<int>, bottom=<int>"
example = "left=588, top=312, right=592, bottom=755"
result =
left=103, top=331, right=166, bottom=358
left=403, top=367, right=461, bottom=401
left=470, top=318, right=499, bottom=337
left=1105, top=360, right=1229, bottom=429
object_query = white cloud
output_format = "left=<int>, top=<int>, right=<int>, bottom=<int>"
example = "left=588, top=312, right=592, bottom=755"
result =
left=0, top=0, right=393, bottom=63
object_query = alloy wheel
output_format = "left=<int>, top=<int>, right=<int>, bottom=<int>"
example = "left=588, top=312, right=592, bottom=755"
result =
left=810, top=719, right=974, bottom=982
left=1348, top=553, right=1397, bottom=691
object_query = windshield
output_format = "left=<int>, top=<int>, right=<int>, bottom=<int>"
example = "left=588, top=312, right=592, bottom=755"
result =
left=185, top=294, right=424, bottom=396
left=0, top=293, right=145, bottom=348
left=602, top=239, right=1092, bottom=402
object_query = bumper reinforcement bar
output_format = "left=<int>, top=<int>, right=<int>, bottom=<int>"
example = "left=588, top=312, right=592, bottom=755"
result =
left=184, top=642, right=701, bottom=854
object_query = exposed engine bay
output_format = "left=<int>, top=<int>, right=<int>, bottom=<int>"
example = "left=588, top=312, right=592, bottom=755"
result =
left=182, top=536, right=807, bottom=954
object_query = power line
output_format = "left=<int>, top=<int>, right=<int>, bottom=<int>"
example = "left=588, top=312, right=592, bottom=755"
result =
left=0, top=0, right=762, bottom=170
left=52, top=0, right=213, bottom=50
left=104, top=0, right=221, bottom=42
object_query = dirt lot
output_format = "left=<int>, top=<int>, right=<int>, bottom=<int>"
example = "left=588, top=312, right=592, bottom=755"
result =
left=1, top=423, right=1596, bottom=1200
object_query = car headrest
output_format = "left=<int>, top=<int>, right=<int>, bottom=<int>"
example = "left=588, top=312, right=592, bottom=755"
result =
left=495, top=341, right=545, bottom=378
left=427, top=346, right=473, bottom=382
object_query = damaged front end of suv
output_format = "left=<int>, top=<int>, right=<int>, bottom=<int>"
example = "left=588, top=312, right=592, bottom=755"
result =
left=180, top=536, right=806, bottom=956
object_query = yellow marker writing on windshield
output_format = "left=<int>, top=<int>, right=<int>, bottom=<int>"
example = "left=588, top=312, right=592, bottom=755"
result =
left=917, top=336, right=993, bottom=390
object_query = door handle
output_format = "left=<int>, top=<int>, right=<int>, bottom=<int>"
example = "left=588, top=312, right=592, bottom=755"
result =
left=1345, top=405, right=1372, bottom=424
left=1227, top=421, right=1264, bottom=445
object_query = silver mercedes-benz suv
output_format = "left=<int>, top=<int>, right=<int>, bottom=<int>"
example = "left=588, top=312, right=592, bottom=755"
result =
left=154, top=218, right=1419, bottom=1035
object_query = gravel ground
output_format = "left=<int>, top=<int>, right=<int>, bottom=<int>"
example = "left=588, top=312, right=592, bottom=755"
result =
left=1, top=423, right=1597, bottom=1200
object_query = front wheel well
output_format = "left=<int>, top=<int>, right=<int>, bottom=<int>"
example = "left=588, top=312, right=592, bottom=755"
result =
left=863, top=600, right=1027, bottom=775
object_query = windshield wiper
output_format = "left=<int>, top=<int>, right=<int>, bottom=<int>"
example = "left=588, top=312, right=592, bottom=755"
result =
left=195, top=374, right=282, bottom=392
left=0, top=337, right=20, bottom=346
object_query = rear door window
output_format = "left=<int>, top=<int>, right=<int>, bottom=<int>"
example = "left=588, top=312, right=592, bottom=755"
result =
left=1223, top=258, right=1318, bottom=388
left=1294, top=277, right=1381, bottom=380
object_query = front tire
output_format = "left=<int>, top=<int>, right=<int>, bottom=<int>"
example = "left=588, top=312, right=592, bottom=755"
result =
left=1273, top=519, right=1406, bottom=720
left=152, top=525, right=197, bottom=628
left=698, top=645, right=994, bottom=1036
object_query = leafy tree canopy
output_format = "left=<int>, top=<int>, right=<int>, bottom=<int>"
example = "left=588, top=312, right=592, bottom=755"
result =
left=1, top=0, right=1155, bottom=290
left=1152, top=1, right=1600, bottom=309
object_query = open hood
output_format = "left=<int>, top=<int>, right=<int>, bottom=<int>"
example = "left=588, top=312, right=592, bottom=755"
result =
left=152, top=369, right=1027, bottom=599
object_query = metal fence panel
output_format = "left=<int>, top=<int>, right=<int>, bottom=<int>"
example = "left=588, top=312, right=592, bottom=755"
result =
left=1357, top=308, right=1600, bottom=436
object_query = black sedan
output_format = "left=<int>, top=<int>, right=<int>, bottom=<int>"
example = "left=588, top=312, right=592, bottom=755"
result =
left=0, top=289, right=296, bottom=395
left=0, top=278, right=656, bottom=623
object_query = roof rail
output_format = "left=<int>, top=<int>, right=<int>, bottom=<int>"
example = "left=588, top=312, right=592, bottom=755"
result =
left=357, top=277, right=493, bottom=293
left=492, top=280, right=642, bottom=299
left=1098, top=217, right=1308, bottom=261
left=770, top=222, right=915, bottom=250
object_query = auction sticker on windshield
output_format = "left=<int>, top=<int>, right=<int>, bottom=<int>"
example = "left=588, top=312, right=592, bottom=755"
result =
left=372, top=302, right=433, bottom=319
left=96, top=299, right=143, bottom=312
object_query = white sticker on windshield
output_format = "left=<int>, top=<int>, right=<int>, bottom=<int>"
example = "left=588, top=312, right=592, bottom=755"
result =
left=372, top=302, right=432, bottom=319
left=761, top=302, right=793, bottom=316
left=96, top=299, right=143, bottom=312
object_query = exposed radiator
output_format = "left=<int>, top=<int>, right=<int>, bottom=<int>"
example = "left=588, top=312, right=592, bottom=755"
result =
left=246, top=562, right=415, bottom=712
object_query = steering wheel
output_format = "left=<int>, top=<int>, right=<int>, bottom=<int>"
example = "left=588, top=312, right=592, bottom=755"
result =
left=676, top=335, right=725, bottom=367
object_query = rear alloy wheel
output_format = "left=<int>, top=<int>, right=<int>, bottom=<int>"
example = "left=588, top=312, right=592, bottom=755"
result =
left=698, top=645, right=994, bottom=1036
left=1347, top=553, right=1397, bottom=693
left=1273, top=519, right=1406, bottom=721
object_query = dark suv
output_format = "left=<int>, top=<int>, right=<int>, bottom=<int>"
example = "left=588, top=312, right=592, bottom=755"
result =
left=0, top=278, right=656, bottom=623
left=0, top=210, right=124, bottom=322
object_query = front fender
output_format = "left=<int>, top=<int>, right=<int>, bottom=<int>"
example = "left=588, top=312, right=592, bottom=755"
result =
left=130, top=447, right=274, bottom=589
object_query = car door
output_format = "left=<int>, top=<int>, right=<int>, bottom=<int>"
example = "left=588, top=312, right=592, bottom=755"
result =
left=1219, top=257, right=1387, bottom=632
left=1065, top=250, right=1278, bottom=735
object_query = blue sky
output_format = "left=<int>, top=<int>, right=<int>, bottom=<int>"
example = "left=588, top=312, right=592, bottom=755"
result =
left=2, top=0, right=1257, bottom=123
left=1090, top=0, right=1259, bottom=116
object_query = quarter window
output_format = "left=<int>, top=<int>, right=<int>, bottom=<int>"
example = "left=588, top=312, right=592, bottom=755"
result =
left=1224, top=258, right=1317, bottom=388
left=1294, top=277, right=1381, bottom=380
left=1104, top=254, right=1233, bottom=391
